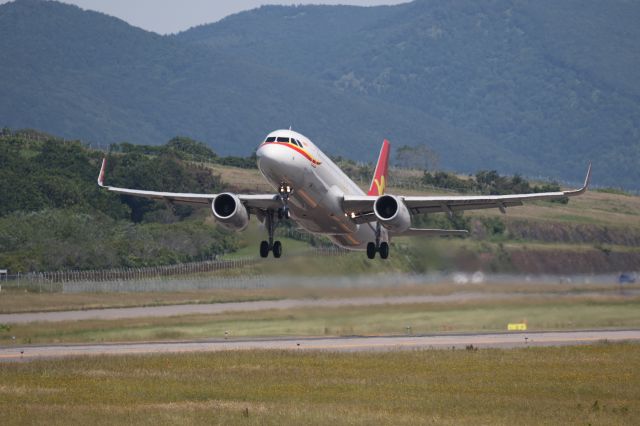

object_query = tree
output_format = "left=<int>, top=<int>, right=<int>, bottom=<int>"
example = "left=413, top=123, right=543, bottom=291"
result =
left=394, top=144, right=439, bottom=171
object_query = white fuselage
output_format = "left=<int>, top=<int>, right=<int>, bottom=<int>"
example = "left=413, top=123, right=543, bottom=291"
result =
left=255, top=129, right=388, bottom=250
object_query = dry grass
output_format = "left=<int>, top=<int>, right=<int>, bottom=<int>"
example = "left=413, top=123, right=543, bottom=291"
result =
left=467, top=190, right=640, bottom=228
left=204, top=164, right=273, bottom=193
left=0, top=344, right=638, bottom=424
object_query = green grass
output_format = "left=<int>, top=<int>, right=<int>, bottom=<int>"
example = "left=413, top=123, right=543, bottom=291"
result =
left=3, top=298, right=639, bottom=345
left=0, top=344, right=638, bottom=425
left=0, top=288, right=286, bottom=314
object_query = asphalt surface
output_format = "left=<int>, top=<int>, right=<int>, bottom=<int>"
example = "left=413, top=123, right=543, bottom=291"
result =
left=1, top=330, right=638, bottom=361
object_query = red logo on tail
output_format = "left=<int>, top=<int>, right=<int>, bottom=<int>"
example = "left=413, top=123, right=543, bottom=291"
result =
left=368, top=139, right=390, bottom=196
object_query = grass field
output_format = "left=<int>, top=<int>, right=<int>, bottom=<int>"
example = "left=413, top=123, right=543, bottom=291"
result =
left=0, top=288, right=285, bottom=314
left=2, top=276, right=637, bottom=314
left=3, top=296, right=639, bottom=345
left=1, top=344, right=638, bottom=425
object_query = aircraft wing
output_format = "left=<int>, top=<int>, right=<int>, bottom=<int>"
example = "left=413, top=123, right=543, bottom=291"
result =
left=97, top=158, right=282, bottom=211
left=343, top=163, right=591, bottom=221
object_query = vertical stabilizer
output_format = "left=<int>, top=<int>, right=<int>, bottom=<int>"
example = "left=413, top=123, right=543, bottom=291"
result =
left=367, top=139, right=390, bottom=196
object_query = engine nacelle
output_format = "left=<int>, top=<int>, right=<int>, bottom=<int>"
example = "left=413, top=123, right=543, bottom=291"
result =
left=211, top=193, right=249, bottom=231
left=373, top=194, right=411, bottom=233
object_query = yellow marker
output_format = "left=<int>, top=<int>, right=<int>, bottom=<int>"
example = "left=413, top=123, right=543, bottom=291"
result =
left=508, top=323, right=527, bottom=331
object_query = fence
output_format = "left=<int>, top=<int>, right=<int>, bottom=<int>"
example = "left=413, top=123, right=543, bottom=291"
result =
left=7, top=244, right=630, bottom=294
left=2, top=246, right=351, bottom=293
left=60, top=271, right=640, bottom=294
left=4, top=257, right=256, bottom=292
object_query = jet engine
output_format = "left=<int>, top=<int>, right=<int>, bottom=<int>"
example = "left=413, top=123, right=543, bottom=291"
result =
left=373, top=194, right=411, bottom=232
left=212, top=193, right=249, bottom=231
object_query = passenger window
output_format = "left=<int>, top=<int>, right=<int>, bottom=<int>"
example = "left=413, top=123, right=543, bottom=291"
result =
left=265, top=136, right=276, bottom=142
left=277, top=137, right=289, bottom=143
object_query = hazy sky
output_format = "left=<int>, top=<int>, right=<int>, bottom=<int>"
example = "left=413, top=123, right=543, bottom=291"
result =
left=1, top=0, right=410, bottom=34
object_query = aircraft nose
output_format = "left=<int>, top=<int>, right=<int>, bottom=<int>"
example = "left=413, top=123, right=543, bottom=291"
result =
left=256, top=142, right=282, bottom=172
left=256, top=143, right=271, bottom=164
left=257, top=141, right=305, bottom=176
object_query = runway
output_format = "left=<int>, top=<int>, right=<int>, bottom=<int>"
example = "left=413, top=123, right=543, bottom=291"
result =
left=1, top=329, right=638, bottom=361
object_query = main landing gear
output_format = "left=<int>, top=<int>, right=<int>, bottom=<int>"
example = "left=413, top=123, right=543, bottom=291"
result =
left=259, top=210, right=282, bottom=258
left=367, top=222, right=389, bottom=260
left=259, top=182, right=292, bottom=259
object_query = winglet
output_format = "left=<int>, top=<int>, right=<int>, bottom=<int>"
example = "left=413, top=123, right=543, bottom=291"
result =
left=583, top=161, right=592, bottom=189
left=97, top=157, right=107, bottom=187
left=367, top=139, right=391, bottom=196
left=564, top=162, right=592, bottom=196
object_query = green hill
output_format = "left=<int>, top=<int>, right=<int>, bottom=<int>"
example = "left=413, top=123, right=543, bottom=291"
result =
left=178, top=0, right=640, bottom=188
left=1, top=0, right=639, bottom=188
left=0, top=0, right=515, bottom=176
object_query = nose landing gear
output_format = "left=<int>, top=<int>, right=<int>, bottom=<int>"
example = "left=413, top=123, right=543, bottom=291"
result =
left=278, top=182, right=292, bottom=220
left=259, top=183, right=293, bottom=259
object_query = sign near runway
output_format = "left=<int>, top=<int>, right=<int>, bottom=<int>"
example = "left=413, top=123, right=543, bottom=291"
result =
left=508, top=323, right=528, bottom=331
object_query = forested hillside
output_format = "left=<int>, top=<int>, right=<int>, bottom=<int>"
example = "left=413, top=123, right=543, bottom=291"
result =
left=0, top=129, right=237, bottom=271
left=180, top=0, right=640, bottom=187
left=1, top=0, right=639, bottom=188
left=2, top=128, right=639, bottom=274
left=0, top=0, right=512, bottom=178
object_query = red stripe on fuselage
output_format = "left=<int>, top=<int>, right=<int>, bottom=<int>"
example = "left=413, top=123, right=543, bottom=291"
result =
left=263, top=142, right=321, bottom=166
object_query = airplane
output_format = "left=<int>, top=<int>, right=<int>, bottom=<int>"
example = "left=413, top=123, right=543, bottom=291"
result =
left=98, top=129, right=591, bottom=259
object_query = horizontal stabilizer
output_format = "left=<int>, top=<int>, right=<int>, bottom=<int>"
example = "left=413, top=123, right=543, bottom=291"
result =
left=392, top=228, right=469, bottom=237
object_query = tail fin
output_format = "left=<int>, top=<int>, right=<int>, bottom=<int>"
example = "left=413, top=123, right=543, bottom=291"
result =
left=368, top=139, right=390, bottom=196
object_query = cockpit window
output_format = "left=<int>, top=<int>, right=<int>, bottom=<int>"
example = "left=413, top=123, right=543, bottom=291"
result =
left=294, top=139, right=302, bottom=147
left=265, top=136, right=276, bottom=142
left=277, top=137, right=290, bottom=143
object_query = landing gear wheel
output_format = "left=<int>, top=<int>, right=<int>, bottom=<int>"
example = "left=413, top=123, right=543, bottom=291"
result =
left=272, top=241, right=282, bottom=258
left=379, top=242, right=390, bottom=259
left=366, top=242, right=376, bottom=259
left=259, top=241, right=270, bottom=258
